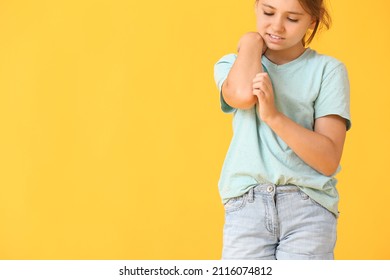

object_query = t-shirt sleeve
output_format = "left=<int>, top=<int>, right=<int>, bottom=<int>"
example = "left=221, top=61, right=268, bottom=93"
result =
left=314, top=62, right=351, bottom=130
left=213, top=54, right=237, bottom=113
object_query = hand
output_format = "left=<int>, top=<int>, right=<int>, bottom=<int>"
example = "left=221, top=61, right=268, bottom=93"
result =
left=252, top=72, right=279, bottom=123
left=237, top=32, right=267, bottom=54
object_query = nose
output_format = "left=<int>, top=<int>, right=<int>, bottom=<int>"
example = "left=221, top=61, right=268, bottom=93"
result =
left=271, top=16, right=284, bottom=33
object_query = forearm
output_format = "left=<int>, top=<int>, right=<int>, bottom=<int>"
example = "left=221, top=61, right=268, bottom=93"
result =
left=222, top=33, right=264, bottom=109
left=266, top=113, right=345, bottom=176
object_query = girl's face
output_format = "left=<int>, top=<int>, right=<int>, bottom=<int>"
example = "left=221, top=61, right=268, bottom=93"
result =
left=256, top=0, right=315, bottom=53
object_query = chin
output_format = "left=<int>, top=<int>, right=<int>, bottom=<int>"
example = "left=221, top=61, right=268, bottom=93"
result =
left=265, top=44, right=285, bottom=51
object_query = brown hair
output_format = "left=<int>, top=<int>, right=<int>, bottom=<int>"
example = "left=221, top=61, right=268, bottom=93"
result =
left=256, top=0, right=332, bottom=46
left=297, top=0, right=331, bottom=45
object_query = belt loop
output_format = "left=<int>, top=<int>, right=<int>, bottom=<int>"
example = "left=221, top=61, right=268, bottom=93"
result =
left=247, top=187, right=255, bottom=203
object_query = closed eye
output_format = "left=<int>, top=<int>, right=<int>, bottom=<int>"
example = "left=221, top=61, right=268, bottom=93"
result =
left=263, top=12, right=274, bottom=16
left=288, top=18, right=299, bottom=22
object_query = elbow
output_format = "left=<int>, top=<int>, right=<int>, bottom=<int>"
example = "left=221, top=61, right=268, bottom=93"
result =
left=223, top=84, right=257, bottom=110
left=225, top=93, right=256, bottom=110
left=237, top=89, right=257, bottom=109
left=318, top=160, right=340, bottom=177
left=314, top=138, right=344, bottom=177
left=321, top=169, right=337, bottom=177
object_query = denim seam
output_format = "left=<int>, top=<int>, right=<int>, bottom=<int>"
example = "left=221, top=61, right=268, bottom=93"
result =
left=307, top=197, right=337, bottom=219
left=224, top=194, right=248, bottom=213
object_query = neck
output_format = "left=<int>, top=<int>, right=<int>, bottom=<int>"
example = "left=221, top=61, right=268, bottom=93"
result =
left=264, top=44, right=307, bottom=65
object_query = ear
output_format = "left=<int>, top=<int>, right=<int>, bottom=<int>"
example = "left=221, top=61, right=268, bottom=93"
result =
left=309, top=17, right=317, bottom=30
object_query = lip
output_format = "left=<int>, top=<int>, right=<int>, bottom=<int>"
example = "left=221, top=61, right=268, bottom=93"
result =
left=267, top=33, right=285, bottom=43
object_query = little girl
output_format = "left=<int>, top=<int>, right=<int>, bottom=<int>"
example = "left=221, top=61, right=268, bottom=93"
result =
left=214, top=0, right=351, bottom=259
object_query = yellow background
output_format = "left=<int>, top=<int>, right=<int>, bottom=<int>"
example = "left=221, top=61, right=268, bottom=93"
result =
left=0, top=0, right=389, bottom=259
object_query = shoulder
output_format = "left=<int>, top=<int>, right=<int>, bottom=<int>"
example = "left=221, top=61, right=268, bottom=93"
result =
left=307, top=49, right=347, bottom=69
left=306, top=49, right=348, bottom=78
left=214, top=53, right=237, bottom=67
left=214, top=53, right=237, bottom=83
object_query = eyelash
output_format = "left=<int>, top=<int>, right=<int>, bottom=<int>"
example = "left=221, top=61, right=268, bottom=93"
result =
left=263, top=12, right=299, bottom=23
left=288, top=18, right=299, bottom=23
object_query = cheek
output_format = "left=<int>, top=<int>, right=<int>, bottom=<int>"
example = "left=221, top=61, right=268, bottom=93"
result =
left=295, top=20, right=313, bottom=35
left=288, top=24, right=308, bottom=37
left=256, top=17, right=268, bottom=30
left=298, top=25, right=311, bottom=38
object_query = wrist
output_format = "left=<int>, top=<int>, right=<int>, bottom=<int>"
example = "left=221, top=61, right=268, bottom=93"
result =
left=264, top=111, right=283, bottom=128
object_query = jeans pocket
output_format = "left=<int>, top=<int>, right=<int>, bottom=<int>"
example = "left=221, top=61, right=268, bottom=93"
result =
left=224, top=194, right=247, bottom=213
left=298, top=190, right=335, bottom=217
left=308, top=197, right=336, bottom=218
left=298, top=190, right=310, bottom=200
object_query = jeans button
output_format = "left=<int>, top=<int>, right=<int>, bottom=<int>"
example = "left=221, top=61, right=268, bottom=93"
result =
left=267, top=185, right=274, bottom=193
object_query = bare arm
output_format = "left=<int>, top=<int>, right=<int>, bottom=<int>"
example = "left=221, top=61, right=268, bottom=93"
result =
left=253, top=73, right=347, bottom=176
left=221, top=32, right=265, bottom=110
left=268, top=113, right=346, bottom=176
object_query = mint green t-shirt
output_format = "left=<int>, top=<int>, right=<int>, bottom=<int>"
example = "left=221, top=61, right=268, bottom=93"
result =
left=213, top=48, right=351, bottom=216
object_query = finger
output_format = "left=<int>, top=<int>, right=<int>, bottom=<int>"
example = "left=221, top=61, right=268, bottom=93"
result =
left=252, top=78, right=264, bottom=85
left=253, top=88, right=262, bottom=96
left=253, top=76, right=265, bottom=84
left=255, top=72, right=267, bottom=78
left=259, top=82, right=270, bottom=94
left=254, top=76, right=272, bottom=94
left=252, top=76, right=260, bottom=83
left=253, top=89, right=264, bottom=101
left=252, top=83, right=266, bottom=94
left=252, top=77, right=267, bottom=87
left=253, top=89, right=266, bottom=102
left=253, top=81, right=269, bottom=95
left=253, top=72, right=269, bottom=83
left=252, top=81, right=263, bottom=91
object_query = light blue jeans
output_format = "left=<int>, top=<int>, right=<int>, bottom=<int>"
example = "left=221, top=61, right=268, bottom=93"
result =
left=222, top=184, right=337, bottom=260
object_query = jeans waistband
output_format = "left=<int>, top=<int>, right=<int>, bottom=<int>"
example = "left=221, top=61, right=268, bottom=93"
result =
left=253, top=183, right=299, bottom=194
